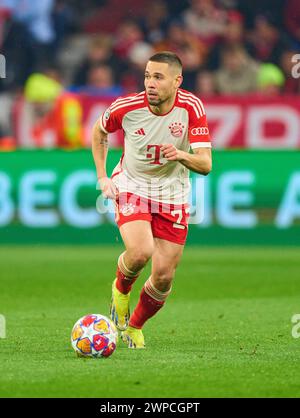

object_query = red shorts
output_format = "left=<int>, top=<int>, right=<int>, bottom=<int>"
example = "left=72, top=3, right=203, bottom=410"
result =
left=114, top=192, right=189, bottom=245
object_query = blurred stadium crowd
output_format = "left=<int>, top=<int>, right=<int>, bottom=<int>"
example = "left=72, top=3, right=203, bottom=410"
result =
left=0, top=0, right=299, bottom=147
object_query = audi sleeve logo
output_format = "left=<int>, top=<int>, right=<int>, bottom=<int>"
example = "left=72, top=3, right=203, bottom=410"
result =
left=191, top=127, right=209, bottom=136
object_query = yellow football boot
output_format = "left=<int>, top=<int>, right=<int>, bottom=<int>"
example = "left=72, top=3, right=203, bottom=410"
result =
left=110, top=279, right=130, bottom=331
left=121, top=326, right=145, bottom=349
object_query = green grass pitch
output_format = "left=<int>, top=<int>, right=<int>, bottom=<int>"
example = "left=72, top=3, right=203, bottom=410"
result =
left=0, top=245, right=300, bottom=398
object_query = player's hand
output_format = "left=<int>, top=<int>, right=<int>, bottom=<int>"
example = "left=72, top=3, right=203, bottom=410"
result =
left=161, top=144, right=184, bottom=161
left=98, top=176, right=118, bottom=200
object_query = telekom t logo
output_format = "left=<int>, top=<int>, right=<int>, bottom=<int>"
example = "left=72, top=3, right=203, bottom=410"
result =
left=146, top=144, right=163, bottom=165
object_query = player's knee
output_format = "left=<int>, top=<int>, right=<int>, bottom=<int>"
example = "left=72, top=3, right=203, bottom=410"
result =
left=130, top=246, right=154, bottom=269
left=152, top=268, right=174, bottom=291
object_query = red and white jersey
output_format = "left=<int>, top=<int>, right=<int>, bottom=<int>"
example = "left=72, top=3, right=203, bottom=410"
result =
left=99, top=89, right=211, bottom=204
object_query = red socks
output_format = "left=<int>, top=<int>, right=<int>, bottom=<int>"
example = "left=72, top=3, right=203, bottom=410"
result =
left=116, top=268, right=138, bottom=294
left=115, top=252, right=141, bottom=295
left=129, top=277, right=172, bottom=329
left=115, top=254, right=172, bottom=329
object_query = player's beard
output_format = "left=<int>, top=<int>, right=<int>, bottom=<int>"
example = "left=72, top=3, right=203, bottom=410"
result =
left=147, top=94, right=168, bottom=107
left=148, top=97, right=162, bottom=106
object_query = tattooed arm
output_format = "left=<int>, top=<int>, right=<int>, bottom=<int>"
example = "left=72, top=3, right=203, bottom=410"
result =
left=92, top=122, right=109, bottom=179
left=91, top=122, right=118, bottom=200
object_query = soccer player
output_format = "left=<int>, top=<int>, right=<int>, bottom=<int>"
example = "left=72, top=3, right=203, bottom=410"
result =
left=92, top=51, right=212, bottom=348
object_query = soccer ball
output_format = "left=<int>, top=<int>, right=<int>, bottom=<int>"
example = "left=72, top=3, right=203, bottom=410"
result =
left=71, top=314, right=118, bottom=358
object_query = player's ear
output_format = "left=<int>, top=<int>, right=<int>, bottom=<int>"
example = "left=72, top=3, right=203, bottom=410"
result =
left=175, top=74, right=183, bottom=89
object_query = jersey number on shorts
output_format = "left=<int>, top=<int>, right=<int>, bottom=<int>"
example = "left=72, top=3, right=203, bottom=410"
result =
left=171, top=209, right=185, bottom=230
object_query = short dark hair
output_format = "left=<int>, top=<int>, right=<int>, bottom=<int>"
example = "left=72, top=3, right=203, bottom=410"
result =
left=148, top=51, right=182, bottom=70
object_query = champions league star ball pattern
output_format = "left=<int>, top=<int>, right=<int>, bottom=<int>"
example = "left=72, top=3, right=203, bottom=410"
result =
left=71, top=314, right=118, bottom=358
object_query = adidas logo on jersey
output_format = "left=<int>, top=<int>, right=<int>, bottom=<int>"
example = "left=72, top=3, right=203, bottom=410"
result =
left=134, top=128, right=146, bottom=135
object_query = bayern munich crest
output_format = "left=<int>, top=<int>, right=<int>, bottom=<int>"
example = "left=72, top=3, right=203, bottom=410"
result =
left=119, top=203, right=136, bottom=216
left=169, top=122, right=185, bottom=138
